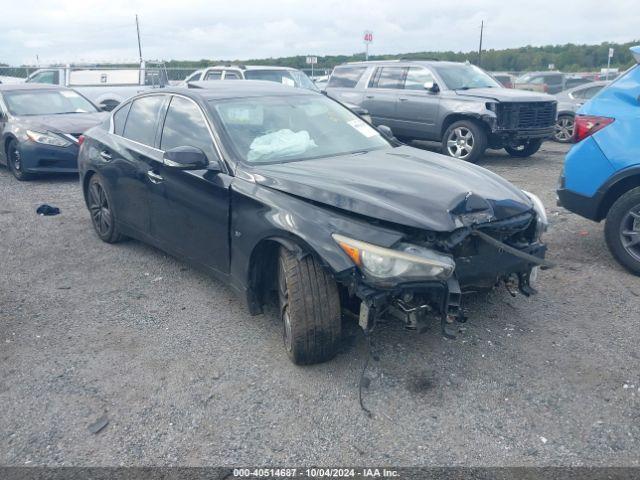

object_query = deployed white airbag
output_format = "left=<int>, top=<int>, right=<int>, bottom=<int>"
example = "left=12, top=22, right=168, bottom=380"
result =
left=248, top=129, right=317, bottom=162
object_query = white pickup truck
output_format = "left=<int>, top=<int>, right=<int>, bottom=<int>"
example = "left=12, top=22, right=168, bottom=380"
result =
left=25, top=62, right=168, bottom=111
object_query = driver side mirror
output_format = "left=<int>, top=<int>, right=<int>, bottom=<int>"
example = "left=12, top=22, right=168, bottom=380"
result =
left=164, top=146, right=210, bottom=170
left=377, top=125, right=397, bottom=141
left=424, top=81, right=439, bottom=93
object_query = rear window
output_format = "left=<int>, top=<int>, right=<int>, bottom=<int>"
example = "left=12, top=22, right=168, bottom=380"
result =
left=369, top=67, right=406, bottom=89
left=327, top=66, right=367, bottom=88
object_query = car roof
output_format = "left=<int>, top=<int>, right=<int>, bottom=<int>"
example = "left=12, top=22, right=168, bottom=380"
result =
left=520, top=71, right=563, bottom=76
left=341, top=60, right=463, bottom=68
left=163, top=80, right=317, bottom=100
left=206, top=65, right=298, bottom=71
left=0, top=83, right=67, bottom=92
left=567, top=80, right=610, bottom=91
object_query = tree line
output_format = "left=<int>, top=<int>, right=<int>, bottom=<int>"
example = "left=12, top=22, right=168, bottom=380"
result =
left=2, top=40, right=638, bottom=74
left=164, top=40, right=639, bottom=73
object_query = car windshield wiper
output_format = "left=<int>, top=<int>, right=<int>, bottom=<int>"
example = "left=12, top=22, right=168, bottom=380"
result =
left=456, top=85, right=495, bottom=90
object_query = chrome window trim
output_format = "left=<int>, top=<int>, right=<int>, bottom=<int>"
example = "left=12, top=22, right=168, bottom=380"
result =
left=108, top=91, right=227, bottom=170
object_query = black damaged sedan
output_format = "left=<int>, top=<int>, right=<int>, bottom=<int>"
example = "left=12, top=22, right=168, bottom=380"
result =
left=78, top=81, right=548, bottom=365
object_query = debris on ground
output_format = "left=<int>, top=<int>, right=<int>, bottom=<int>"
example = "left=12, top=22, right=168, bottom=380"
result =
left=88, top=415, right=109, bottom=434
left=36, top=204, right=60, bottom=216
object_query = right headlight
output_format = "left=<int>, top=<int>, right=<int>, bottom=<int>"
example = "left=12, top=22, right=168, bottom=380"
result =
left=523, top=190, right=548, bottom=239
left=332, top=234, right=455, bottom=285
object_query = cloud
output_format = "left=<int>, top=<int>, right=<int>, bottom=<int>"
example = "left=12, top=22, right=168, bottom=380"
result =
left=0, top=0, right=638, bottom=65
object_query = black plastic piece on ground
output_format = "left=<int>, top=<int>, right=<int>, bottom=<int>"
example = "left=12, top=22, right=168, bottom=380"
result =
left=36, top=204, right=60, bottom=216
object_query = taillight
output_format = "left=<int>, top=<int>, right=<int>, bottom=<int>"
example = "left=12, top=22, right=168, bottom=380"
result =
left=573, top=115, right=615, bottom=143
left=78, top=135, right=85, bottom=146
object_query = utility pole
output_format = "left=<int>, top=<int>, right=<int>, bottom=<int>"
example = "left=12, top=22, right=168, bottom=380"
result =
left=135, top=14, right=143, bottom=64
left=478, top=20, right=484, bottom=67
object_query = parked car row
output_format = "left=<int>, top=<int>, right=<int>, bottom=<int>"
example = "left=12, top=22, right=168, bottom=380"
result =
left=2, top=47, right=639, bottom=365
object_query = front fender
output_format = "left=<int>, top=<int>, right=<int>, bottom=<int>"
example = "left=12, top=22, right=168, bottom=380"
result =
left=229, top=178, right=403, bottom=298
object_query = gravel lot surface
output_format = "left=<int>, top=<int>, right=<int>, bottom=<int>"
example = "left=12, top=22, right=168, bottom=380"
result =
left=1, top=141, right=639, bottom=467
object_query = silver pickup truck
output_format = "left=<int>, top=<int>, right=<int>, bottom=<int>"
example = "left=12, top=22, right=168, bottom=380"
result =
left=25, top=63, right=168, bottom=111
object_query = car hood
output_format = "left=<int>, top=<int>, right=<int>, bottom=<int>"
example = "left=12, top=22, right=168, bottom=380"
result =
left=246, top=146, right=533, bottom=232
left=556, top=100, right=579, bottom=113
left=454, top=87, right=556, bottom=103
left=16, top=112, right=108, bottom=134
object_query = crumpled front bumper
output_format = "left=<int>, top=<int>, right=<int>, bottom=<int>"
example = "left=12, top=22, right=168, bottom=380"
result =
left=344, top=237, right=546, bottom=333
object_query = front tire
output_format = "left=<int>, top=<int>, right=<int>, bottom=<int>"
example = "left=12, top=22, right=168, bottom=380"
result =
left=505, top=139, right=543, bottom=157
left=6, top=140, right=33, bottom=181
left=87, top=175, right=124, bottom=243
left=442, top=120, right=487, bottom=163
left=278, top=247, right=341, bottom=365
left=604, top=187, right=640, bottom=276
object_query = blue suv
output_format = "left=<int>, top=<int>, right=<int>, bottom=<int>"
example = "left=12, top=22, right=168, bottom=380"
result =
left=558, top=46, right=640, bottom=275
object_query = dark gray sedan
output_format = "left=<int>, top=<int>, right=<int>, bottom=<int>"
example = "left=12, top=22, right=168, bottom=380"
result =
left=0, top=84, right=107, bottom=180
left=553, top=81, right=610, bottom=143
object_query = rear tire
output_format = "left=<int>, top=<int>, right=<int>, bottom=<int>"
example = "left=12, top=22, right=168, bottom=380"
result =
left=505, top=139, right=543, bottom=157
left=87, top=175, right=124, bottom=243
left=604, top=187, right=640, bottom=276
left=554, top=114, right=575, bottom=143
left=442, top=120, right=487, bottom=163
left=278, top=247, right=341, bottom=365
left=7, top=140, right=34, bottom=181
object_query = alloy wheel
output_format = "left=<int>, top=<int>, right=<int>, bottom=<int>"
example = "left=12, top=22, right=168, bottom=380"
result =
left=88, top=181, right=112, bottom=237
left=620, top=205, right=640, bottom=262
left=554, top=116, right=575, bottom=142
left=446, top=127, right=474, bottom=159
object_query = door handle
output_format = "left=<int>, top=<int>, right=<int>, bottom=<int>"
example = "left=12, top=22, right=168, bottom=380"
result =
left=398, top=97, right=409, bottom=102
left=146, top=170, right=164, bottom=184
left=365, top=95, right=374, bottom=99
left=99, top=150, right=112, bottom=161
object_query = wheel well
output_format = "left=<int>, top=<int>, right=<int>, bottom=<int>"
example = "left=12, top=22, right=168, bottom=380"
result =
left=247, top=236, right=326, bottom=315
left=597, top=174, right=640, bottom=221
left=440, top=114, right=488, bottom=139
left=4, top=136, right=15, bottom=157
left=247, top=239, right=288, bottom=315
left=82, top=170, right=96, bottom=206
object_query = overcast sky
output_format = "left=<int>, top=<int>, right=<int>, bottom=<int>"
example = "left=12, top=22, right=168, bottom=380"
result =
left=1, top=0, right=638, bottom=65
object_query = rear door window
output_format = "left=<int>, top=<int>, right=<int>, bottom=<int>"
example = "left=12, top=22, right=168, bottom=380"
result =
left=369, top=67, right=406, bottom=89
left=122, top=95, right=165, bottom=146
left=327, top=66, right=368, bottom=88
left=223, top=71, right=241, bottom=80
